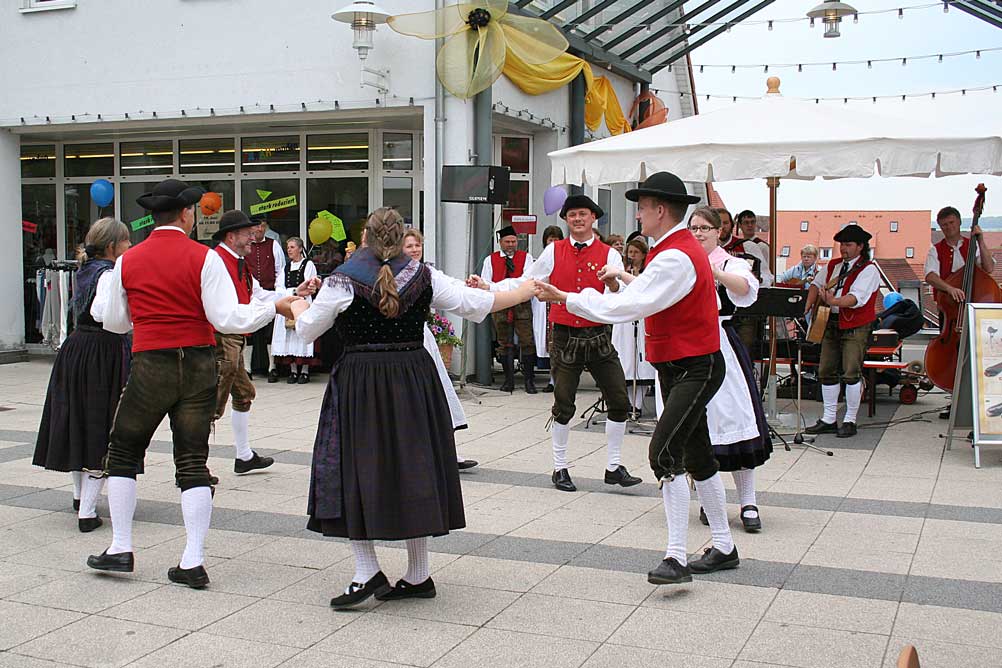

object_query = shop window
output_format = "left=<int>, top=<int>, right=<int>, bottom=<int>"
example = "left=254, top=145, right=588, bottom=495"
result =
left=241, top=136, right=300, bottom=173
left=65, top=183, right=116, bottom=259
left=306, top=178, right=369, bottom=273
left=22, top=184, right=57, bottom=342
left=383, top=177, right=413, bottom=225
left=502, top=181, right=529, bottom=229
left=120, top=140, right=173, bottom=176
left=190, top=181, right=235, bottom=243
left=781, top=246, right=791, bottom=257
left=64, top=143, right=113, bottom=178
left=906, top=246, right=915, bottom=258
left=382, top=133, right=413, bottom=171
left=21, top=144, right=55, bottom=178
left=800, top=221, right=809, bottom=232
left=241, top=179, right=300, bottom=242
left=307, top=133, right=368, bottom=171
left=120, top=182, right=159, bottom=246
left=501, top=137, right=530, bottom=174
left=180, top=138, right=235, bottom=174
left=890, top=220, right=899, bottom=232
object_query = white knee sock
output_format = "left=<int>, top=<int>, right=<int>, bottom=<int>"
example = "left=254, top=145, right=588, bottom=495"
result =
left=694, top=474, right=735, bottom=555
left=71, top=471, right=83, bottom=502
left=844, top=382, right=863, bottom=423
left=350, top=540, right=381, bottom=584
left=605, top=419, right=626, bottom=471
left=231, top=410, right=253, bottom=461
left=731, top=469, right=757, bottom=517
left=267, top=348, right=275, bottom=372
left=78, top=473, right=105, bottom=520
left=179, top=487, right=213, bottom=569
left=661, top=476, right=690, bottom=565
left=403, top=537, right=430, bottom=584
left=551, top=421, right=571, bottom=470
left=107, top=477, right=137, bottom=555
left=289, top=362, right=298, bottom=375
left=821, top=384, right=840, bottom=423
left=300, top=365, right=308, bottom=377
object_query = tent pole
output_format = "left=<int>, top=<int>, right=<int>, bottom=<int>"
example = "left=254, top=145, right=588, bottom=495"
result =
left=766, top=176, right=779, bottom=418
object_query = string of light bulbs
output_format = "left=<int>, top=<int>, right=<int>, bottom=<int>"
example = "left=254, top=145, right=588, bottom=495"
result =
left=687, top=46, right=1001, bottom=73
left=650, top=83, right=1002, bottom=104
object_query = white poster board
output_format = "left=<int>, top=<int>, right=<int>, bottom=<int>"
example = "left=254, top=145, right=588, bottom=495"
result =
left=966, top=303, right=1002, bottom=467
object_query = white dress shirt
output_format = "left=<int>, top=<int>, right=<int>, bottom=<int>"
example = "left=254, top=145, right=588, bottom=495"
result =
left=924, top=236, right=987, bottom=278
left=811, top=255, right=881, bottom=314
left=490, top=234, right=624, bottom=292
left=91, top=227, right=277, bottom=335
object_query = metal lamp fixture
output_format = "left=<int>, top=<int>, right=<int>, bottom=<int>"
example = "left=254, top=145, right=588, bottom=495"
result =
left=332, top=1, right=391, bottom=61
left=806, top=0, right=857, bottom=38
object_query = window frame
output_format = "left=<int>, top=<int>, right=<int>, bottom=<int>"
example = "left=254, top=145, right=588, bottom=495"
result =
left=906, top=246, right=915, bottom=259
left=890, top=221, right=899, bottom=233
left=20, top=0, right=76, bottom=12
left=780, top=246, right=791, bottom=257
left=800, top=221, right=809, bottom=232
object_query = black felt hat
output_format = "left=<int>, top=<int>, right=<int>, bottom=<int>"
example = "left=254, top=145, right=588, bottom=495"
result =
left=497, top=225, right=518, bottom=240
left=833, top=224, right=872, bottom=244
left=559, top=194, right=604, bottom=220
left=625, top=171, right=700, bottom=204
left=136, top=179, right=205, bottom=212
left=213, top=210, right=258, bottom=241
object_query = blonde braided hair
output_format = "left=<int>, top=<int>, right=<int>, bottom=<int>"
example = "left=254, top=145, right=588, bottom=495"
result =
left=364, top=207, right=406, bottom=318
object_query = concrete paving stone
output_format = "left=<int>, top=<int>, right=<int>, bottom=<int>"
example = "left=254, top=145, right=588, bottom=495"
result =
left=270, top=565, right=363, bottom=608
left=581, top=644, right=731, bottom=668
left=609, top=607, right=757, bottom=659
left=8, top=571, right=161, bottom=614
left=932, top=479, right=1002, bottom=508
left=0, top=653, right=73, bottom=668
left=642, top=579, right=777, bottom=619
left=910, top=540, right=1002, bottom=585
left=825, top=511, right=925, bottom=534
left=316, top=612, right=474, bottom=667
left=838, top=497, right=931, bottom=519
left=486, top=592, right=634, bottom=642
left=688, top=558, right=796, bottom=590
left=883, top=636, right=1002, bottom=668
left=0, top=506, right=51, bottom=528
left=202, top=598, right=351, bottom=648
left=738, top=621, right=888, bottom=668
left=768, top=480, right=857, bottom=498
left=926, top=502, right=1002, bottom=526
left=784, top=564, right=906, bottom=602
left=0, top=563, right=69, bottom=599
left=848, top=474, right=936, bottom=503
left=813, top=526, right=921, bottom=553
left=13, top=615, right=187, bottom=668
left=415, top=529, right=497, bottom=555
left=374, top=582, right=520, bottom=626
left=471, top=535, right=591, bottom=565
left=893, top=602, right=1002, bottom=649
left=275, top=650, right=415, bottom=668
left=124, top=631, right=299, bottom=668
left=238, top=535, right=351, bottom=569
left=211, top=510, right=306, bottom=536
left=202, top=529, right=280, bottom=559
left=764, top=590, right=900, bottom=635
left=1, top=490, right=73, bottom=513
left=0, top=484, right=37, bottom=502
left=193, top=559, right=314, bottom=597
left=489, top=485, right=583, bottom=512
left=799, top=544, right=914, bottom=575
left=2, top=532, right=108, bottom=573
left=209, top=488, right=299, bottom=514
left=531, top=564, right=659, bottom=605
left=730, top=662, right=801, bottom=668
left=508, top=511, right=622, bottom=545
left=0, top=601, right=84, bottom=651
left=902, top=575, right=1002, bottom=615
left=921, top=517, right=1002, bottom=543
left=433, top=628, right=598, bottom=668
left=431, top=555, right=559, bottom=593
left=100, top=584, right=257, bottom=631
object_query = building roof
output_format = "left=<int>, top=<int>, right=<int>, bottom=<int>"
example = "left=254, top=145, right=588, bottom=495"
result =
left=875, top=258, right=921, bottom=290
left=706, top=183, right=726, bottom=210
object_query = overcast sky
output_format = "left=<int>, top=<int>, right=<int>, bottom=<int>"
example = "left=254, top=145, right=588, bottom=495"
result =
left=687, top=0, right=1002, bottom=216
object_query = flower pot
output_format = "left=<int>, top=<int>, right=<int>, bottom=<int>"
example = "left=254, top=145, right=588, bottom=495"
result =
left=438, top=343, right=454, bottom=368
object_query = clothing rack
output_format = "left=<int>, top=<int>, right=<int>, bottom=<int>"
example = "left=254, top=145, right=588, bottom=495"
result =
left=40, top=260, right=79, bottom=350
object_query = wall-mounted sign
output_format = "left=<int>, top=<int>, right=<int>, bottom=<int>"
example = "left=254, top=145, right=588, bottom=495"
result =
left=129, top=214, right=154, bottom=231
left=318, top=210, right=347, bottom=242
left=250, top=195, right=297, bottom=215
left=511, top=214, right=537, bottom=235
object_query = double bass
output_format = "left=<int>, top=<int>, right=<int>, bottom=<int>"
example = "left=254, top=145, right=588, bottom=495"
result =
left=925, top=184, right=1002, bottom=391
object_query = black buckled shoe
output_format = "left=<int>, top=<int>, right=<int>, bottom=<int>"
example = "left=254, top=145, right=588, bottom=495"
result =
left=298, top=373, right=309, bottom=384
left=267, top=369, right=280, bottom=383
left=552, top=469, right=577, bottom=492
left=604, top=465, right=642, bottom=487
left=939, top=405, right=951, bottom=420
left=168, top=564, right=210, bottom=589
left=330, top=571, right=391, bottom=609
left=698, top=507, right=709, bottom=526
left=689, top=546, right=740, bottom=574
left=647, top=557, right=692, bottom=585
left=457, top=459, right=479, bottom=470
left=286, top=372, right=298, bottom=384
left=234, top=451, right=274, bottom=474
left=375, top=577, right=437, bottom=601
left=78, top=516, right=103, bottom=533
left=87, top=550, right=134, bottom=573
left=804, top=419, right=838, bottom=435
left=740, top=505, right=762, bottom=532
left=543, top=383, right=554, bottom=393
left=836, top=421, right=858, bottom=438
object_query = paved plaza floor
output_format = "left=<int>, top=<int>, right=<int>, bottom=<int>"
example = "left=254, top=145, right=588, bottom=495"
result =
left=0, top=358, right=1000, bottom=668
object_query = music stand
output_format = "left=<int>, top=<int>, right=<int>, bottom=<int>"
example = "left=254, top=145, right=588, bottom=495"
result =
left=628, top=320, right=656, bottom=435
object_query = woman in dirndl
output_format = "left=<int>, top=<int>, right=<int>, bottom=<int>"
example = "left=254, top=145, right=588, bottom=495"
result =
left=288, top=207, right=536, bottom=608
left=33, top=217, right=132, bottom=533
left=271, top=236, right=317, bottom=383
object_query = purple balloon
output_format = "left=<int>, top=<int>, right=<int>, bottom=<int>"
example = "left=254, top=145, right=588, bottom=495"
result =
left=543, top=185, right=568, bottom=216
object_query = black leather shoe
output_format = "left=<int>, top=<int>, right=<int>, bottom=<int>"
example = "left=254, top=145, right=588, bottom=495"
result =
left=836, top=421, right=858, bottom=438
left=286, top=372, right=298, bottom=384
left=298, top=373, right=309, bottom=384
left=78, top=516, right=103, bottom=533
left=376, top=577, right=437, bottom=601
left=267, top=370, right=280, bottom=383
left=552, top=468, right=577, bottom=492
left=698, top=507, right=709, bottom=526
left=647, top=557, right=692, bottom=585
left=73, top=499, right=80, bottom=511
left=168, top=564, right=210, bottom=589
left=804, top=419, right=838, bottom=435
left=331, top=571, right=391, bottom=609
left=543, top=383, right=554, bottom=393
left=740, top=505, right=762, bottom=532
left=939, top=405, right=951, bottom=420
left=457, top=459, right=479, bottom=470
left=604, top=465, right=642, bottom=487
left=87, top=550, right=134, bottom=573
left=234, top=451, right=274, bottom=474
left=689, top=546, right=740, bottom=573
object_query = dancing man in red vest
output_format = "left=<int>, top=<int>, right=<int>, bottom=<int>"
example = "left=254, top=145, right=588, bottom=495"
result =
left=804, top=224, right=882, bottom=439
left=86, top=179, right=298, bottom=588
left=473, top=195, right=641, bottom=493
left=536, top=173, right=738, bottom=584
left=247, top=217, right=286, bottom=382
left=480, top=226, right=537, bottom=393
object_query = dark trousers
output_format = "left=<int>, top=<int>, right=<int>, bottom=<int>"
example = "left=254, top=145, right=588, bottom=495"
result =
left=493, top=302, right=536, bottom=356
left=105, top=346, right=217, bottom=491
left=550, top=324, right=631, bottom=424
left=651, top=352, right=725, bottom=482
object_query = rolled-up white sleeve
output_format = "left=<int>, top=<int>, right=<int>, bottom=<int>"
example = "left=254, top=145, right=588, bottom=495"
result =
left=94, top=260, right=133, bottom=333
left=296, top=279, right=354, bottom=343
left=201, top=252, right=277, bottom=334
left=847, top=264, right=881, bottom=306
left=924, top=246, right=940, bottom=277
left=566, top=249, right=696, bottom=324
left=431, top=270, right=495, bottom=323
left=722, top=258, right=759, bottom=308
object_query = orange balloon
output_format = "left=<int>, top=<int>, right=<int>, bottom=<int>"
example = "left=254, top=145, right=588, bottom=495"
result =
left=200, top=191, right=222, bottom=216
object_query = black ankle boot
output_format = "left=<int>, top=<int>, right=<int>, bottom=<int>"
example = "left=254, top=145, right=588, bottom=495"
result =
left=499, top=350, right=515, bottom=393
left=522, top=354, right=538, bottom=394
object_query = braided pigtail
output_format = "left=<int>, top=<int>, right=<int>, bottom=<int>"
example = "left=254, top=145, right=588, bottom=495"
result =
left=364, top=207, right=406, bottom=318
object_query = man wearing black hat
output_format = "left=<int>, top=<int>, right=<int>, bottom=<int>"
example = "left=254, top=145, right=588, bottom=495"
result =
left=479, top=225, right=538, bottom=393
left=537, top=172, right=739, bottom=584
left=86, top=179, right=299, bottom=588
left=804, top=223, right=881, bottom=438
left=474, top=194, right=641, bottom=493
left=212, top=211, right=320, bottom=473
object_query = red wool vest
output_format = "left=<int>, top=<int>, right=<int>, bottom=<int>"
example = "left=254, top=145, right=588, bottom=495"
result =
left=490, top=250, right=527, bottom=280
left=120, top=228, right=215, bottom=352
left=935, top=237, right=970, bottom=280
left=249, top=239, right=276, bottom=290
left=643, top=230, right=720, bottom=363
left=215, top=246, right=252, bottom=305
left=549, top=238, right=610, bottom=328
left=722, top=236, right=745, bottom=254
left=825, top=259, right=879, bottom=330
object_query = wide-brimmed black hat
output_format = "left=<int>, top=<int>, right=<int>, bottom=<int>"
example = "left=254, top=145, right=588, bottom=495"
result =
left=497, top=225, right=518, bottom=240
left=213, top=210, right=258, bottom=241
left=136, top=179, right=205, bottom=212
left=559, top=194, right=604, bottom=220
left=833, top=224, right=872, bottom=244
left=625, top=171, right=700, bottom=204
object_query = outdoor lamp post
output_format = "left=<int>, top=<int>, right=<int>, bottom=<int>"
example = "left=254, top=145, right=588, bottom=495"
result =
left=332, top=1, right=392, bottom=94
left=806, top=0, right=857, bottom=38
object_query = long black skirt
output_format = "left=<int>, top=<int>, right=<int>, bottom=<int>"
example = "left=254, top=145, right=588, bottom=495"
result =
left=33, top=326, right=129, bottom=472
left=306, top=347, right=465, bottom=541
left=714, top=322, right=773, bottom=471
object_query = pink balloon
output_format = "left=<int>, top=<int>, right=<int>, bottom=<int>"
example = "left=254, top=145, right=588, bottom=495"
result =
left=543, top=185, right=568, bottom=216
